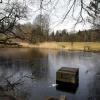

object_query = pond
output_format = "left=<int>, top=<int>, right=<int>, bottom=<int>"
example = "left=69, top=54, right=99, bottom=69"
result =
left=0, top=48, right=100, bottom=100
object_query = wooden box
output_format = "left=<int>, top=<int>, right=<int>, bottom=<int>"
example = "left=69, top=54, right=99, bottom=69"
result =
left=56, top=67, right=79, bottom=85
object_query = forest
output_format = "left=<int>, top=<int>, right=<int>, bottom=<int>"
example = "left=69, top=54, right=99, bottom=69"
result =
left=0, top=0, right=100, bottom=45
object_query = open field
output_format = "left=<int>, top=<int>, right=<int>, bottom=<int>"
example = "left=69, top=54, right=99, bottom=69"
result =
left=19, top=42, right=100, bottom=52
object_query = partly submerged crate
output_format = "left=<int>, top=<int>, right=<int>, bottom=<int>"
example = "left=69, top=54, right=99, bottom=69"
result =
left=56, top=67, right=79, bottom=85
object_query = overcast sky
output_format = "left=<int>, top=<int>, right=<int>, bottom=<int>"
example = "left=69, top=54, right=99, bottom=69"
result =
left=28, top=0, right=92, bottom=32
left=3, top=0, right=91, bottom=32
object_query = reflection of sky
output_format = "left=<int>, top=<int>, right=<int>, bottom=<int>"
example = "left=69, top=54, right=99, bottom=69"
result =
left=0, top=48, right=100, bottom=100
left=48, top=51, right=99, bottom=100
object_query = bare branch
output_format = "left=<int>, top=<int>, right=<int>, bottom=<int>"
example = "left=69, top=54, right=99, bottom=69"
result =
left=62, top=0, right=77, bottom=22
left=0, top=0, right=2, bottom=3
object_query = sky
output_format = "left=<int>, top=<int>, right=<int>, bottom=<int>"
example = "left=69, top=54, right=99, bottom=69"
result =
left=1, top=0, right=92, bottom=32
left=24, top=0, right=92, bottom=32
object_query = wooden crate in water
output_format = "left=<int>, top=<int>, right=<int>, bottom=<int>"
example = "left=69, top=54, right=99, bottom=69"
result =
left=56, top=67, right=79, bottom=84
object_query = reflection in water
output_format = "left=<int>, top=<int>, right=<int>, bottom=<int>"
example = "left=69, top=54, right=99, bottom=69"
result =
left=0, top=48, right=49, bottom=100
left=0, top=48, right=99, bottom=100
left=56, top=82, right=79, bottom=94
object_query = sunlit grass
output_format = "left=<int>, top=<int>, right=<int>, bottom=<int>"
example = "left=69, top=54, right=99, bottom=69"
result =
left=19, top=42, right=100, bottom=52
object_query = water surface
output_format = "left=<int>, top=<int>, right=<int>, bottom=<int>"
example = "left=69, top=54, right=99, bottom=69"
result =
left=0, top=48, right=100, bottom=100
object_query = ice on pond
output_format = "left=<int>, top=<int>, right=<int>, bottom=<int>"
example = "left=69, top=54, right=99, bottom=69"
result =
left=49, top=84, right=57, bottom=87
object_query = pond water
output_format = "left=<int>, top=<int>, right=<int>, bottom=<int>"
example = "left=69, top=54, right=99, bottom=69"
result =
left=0, top=48, right=100, bottom=100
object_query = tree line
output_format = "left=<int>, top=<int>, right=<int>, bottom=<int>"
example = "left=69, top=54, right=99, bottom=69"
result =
left=15, top=22, right=100, bottom=43
left=49, top=29, right=100, bottom=42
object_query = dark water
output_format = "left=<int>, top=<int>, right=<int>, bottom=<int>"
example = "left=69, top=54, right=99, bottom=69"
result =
left=0, top=48, right=100, bottom=100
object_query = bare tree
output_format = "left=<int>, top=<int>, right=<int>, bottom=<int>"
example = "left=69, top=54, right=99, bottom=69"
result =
left=38, top=0, right=100, bottom=28
left=0, top=0, right=27, bottom=43
left=15, top=23, right=34, bottom=42
left=0, top=0, right=99, bottom=44
left=0, top=0, right=2, bottom=3
left=32, top=14, right=50, bottom=42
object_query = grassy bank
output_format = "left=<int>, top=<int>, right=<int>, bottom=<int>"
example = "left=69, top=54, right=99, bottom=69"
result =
left=19, top=42, right=100, bottom=52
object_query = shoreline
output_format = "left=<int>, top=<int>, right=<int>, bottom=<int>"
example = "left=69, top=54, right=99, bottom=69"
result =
left=0, top=42, right=100, bottom=52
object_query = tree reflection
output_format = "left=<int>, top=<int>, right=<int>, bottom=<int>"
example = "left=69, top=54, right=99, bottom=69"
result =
left=0, top=48, right=49, bottom=100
